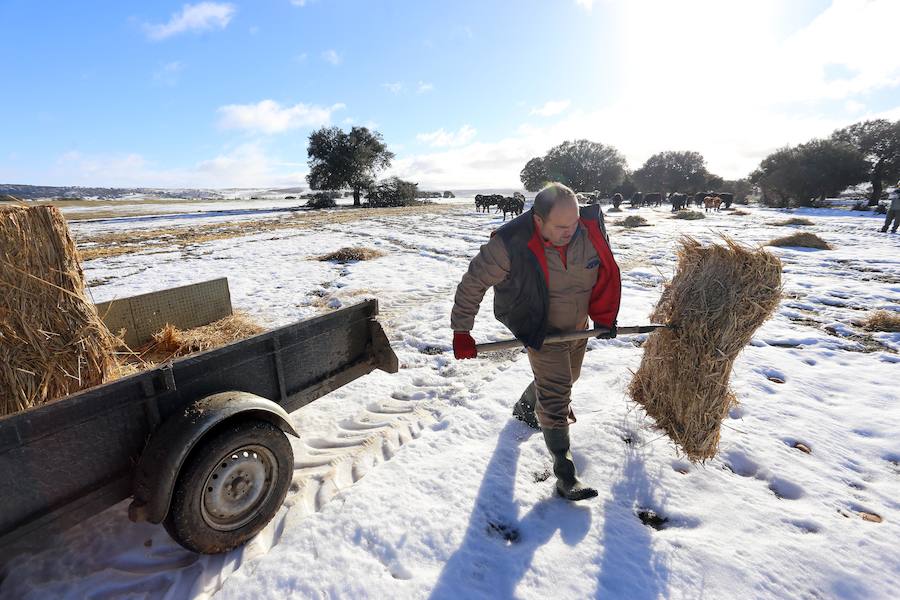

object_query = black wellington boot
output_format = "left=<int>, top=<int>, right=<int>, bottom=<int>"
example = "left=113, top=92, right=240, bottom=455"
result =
left=542, top=427, right=598, bottom=501
left=512, top=382, right=540, bottom=430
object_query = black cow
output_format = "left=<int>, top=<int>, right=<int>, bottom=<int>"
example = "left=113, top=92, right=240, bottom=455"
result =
left=670, top=192, right=688, bottom=211
left=644, top=192, right=662, bottom=207
left=630, top=192, right=643, bottom=208
left=718, top=192, right=734, bottom=209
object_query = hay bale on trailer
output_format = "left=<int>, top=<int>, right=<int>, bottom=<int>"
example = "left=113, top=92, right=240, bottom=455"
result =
left=0, top=205, right=118, bottom=417
left=628, top=236, right=782, bottom=461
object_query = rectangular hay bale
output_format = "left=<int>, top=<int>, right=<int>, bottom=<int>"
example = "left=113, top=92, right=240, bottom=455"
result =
left=0, top=205, right=118, bottom=417
left=628, top=236, right=782, bottom=461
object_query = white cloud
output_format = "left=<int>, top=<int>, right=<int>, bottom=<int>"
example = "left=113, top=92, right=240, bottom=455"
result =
left=152, top=61, right=184, bottom=86
left=382, top=82, right=404, bottom=94
left=144, top=2, right=235, bottom=40
left=217, top=99, right=345, bottom=134
left=845, top=100, right=865, bottom=114
left=51, top=143, right=306, bottom=188
left=321, top=49, right=341, bottom=65
left=194, top=142, right=284, bottom=187
left=575, top=0, right=594, bottom=11
left=530, top=100, right=571, bottom=117
left=417, top=81, right=434, bottom=94
left=416, top=125, right=477, bottom=148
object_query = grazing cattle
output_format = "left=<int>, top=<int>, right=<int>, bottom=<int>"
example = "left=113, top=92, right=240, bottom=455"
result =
left=630, top=192, right=643, bottom=208
left=475, top=194, right=503, bottom=213
left=611, top=193, right=624, bottom=209
left=670, top=192, right=688, bottom=211
left=644, top=192, right=662, bottom=207
left=695, top=192, right=709, bottom=207
left=494, top=195, right=524, bottom=220
left=718, top=192, right=734, bottom=209
left=577, top=191, right=601, bottom=205
left=703, top=195, right=722, bottom=212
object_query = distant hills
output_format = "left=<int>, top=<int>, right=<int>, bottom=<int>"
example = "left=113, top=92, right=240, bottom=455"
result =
left=0, top=184, right=316, bottom=201
left=1, top=183, right=521, bottom=201
left=0, top=184, right=230, bottom=200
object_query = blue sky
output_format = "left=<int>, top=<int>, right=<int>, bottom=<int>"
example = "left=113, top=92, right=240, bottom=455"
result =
left=2, top=0, right=899, bottom=189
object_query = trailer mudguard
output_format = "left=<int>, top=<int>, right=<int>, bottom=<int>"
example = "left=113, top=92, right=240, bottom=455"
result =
left=129, top=391, right=299, bottom=524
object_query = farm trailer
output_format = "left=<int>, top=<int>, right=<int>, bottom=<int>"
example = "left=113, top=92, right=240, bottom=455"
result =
left=0, top=299, right=397, bottom=562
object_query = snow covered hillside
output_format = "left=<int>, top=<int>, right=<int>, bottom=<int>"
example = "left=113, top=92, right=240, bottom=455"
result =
left=1, top=202, right=898, bottom=599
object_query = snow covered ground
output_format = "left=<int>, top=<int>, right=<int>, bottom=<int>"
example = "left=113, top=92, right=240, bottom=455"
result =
left=2, top=201, right=898, bottom=599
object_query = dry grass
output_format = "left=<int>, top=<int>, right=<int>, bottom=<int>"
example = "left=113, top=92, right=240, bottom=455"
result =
left=773, top=217, right=814, bottom=226
left=731, top=210, right=750, bottom=216
left=859, top=310, right=900, bottom=333
left=111, top=312, right=266, bottom=377
left=75, top=204, right=454, bottom=261
left=673, top=211, right=705, bottom=220
left=628, top=236, right=783, bottom=461
left=618, top=215, right=651, bottom=228
left=1, top=206, right=118, bottom=417
left=318, top=246, right=385, bottom=262
left=607, top=207, right=623, bottom=213
left=767, top=232, right=832, bottom=250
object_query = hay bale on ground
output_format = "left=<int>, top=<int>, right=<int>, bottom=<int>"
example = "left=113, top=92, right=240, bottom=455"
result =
left=766, top=232, right=831, bottom=250
left=0, top=206, right=118, bottom=417
left=618, top=215, right=650, bottom=228
left=318, top=246, right=385, bottom=263
left=607, top=207, right=623, bottom=213
left=628, top=236, right=782, bottom=461
left=673, top=211, right=705, bottom=220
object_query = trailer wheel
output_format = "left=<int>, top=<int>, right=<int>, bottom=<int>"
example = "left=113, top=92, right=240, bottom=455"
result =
left=163, top=419, right=293, bottom=554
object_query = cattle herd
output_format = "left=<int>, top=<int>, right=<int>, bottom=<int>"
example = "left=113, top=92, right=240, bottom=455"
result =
left=475, top=190, right=735, bottom=215
left=474, top=192, right=526, bottom=220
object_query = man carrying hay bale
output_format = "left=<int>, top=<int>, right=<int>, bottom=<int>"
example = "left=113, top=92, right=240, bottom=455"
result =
left=628, top=236, right=782, bottom=461
left=0, top=205, right=118, bottom=417
left=450, top=183, right=621, bottom=501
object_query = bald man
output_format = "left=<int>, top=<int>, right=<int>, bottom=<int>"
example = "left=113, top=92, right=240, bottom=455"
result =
left=451, top=182, right=622, bottom=501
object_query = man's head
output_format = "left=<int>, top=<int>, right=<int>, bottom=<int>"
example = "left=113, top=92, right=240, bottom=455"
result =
left=533, top=182, right=579, bottom=246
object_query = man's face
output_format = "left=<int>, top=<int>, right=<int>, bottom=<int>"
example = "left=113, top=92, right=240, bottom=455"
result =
left=535, top=198, right=579, bottom=246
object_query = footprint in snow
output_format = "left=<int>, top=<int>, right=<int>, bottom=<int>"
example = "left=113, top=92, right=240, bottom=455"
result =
left=768, top=476, right=804, bottom=500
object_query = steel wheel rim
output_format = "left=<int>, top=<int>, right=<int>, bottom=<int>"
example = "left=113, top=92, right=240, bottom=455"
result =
left=200, top=444, right=278, bottom=532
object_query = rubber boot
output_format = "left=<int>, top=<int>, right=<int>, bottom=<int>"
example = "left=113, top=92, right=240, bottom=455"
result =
left=512, top=382, right=540, bottom=430
left=542, top=427, right=598, bottom=501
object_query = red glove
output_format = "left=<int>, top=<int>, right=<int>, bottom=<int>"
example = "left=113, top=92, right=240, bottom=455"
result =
left=453, top=331, right=477, bottom=359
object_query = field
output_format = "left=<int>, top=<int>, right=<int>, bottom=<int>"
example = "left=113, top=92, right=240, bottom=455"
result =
left=2, top=198, right=899, bottom=599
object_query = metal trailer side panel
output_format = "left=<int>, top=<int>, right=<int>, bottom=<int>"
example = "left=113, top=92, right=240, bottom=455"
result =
left=0, top=300, right=383, bottom=555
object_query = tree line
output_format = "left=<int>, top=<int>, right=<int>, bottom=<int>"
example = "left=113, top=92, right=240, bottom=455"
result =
left=519, top=119, right=900, bottom=208
left=303, top=117, right=899, bottom=210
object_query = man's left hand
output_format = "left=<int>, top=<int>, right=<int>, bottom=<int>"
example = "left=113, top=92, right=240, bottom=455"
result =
left=594, top=321, right=617, bottom=339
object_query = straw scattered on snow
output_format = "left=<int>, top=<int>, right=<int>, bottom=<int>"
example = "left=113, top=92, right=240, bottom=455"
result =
left=766, top=232, right=831, bottom=250
left=318, top=246, right=385, bottom=263
left=859, top=310, right=900, bottom=333
left=628, top=236, right=783, bottom=461
left=773, top=217, right=814, bottom=226
left=618, top=215, right=651, bottom=228
left=0, top=205, right=118, bottom=417
left=673, top=211, right=705, bottom=220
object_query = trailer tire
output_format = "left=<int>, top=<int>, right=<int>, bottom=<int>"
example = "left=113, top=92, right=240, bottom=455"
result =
left=163, top=419, right=293, bottom=554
